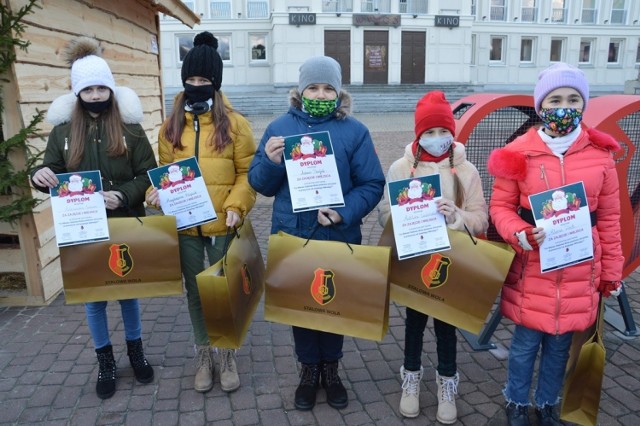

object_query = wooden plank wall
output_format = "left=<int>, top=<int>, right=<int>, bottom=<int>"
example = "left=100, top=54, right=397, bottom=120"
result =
left=3, top=0, right=165, bottom=305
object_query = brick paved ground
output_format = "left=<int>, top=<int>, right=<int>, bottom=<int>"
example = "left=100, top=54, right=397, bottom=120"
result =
left=1, top=113, right=639, bottom=425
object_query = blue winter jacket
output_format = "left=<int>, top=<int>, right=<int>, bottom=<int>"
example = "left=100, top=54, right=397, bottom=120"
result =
left=248, top=92, right=385, bottom=244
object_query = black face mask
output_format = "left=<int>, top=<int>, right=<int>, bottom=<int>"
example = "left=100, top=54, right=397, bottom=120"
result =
left=79, top=95, right=112, bottom=114
left=184, top=83, right=214, bottom=104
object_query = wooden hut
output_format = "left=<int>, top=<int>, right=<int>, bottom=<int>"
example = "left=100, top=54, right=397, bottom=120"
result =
left=0, top=0, right=199, bottom=305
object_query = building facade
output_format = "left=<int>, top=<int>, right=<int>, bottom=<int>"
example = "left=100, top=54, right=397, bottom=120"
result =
left=160, top=0, right=640, bottom=94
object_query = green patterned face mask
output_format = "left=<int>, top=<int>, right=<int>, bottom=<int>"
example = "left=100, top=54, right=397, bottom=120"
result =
left=301, top=97, right=338, bottom=117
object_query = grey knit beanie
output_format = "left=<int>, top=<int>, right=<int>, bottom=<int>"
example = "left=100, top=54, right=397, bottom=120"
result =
left=298, top=56, right=342, bottom=94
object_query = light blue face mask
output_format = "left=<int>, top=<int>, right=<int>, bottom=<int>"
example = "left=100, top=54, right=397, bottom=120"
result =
left=418, top=134, right=453, bottom=157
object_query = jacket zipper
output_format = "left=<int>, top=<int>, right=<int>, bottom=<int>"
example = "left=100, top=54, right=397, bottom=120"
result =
left=193, top=114, right=204, bottom=238
left=539, top=164, right=550, bottom=189
left=559, top=156, right=566, bottom=185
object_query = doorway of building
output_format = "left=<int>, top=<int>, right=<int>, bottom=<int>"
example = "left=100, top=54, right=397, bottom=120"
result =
left=324, top=30, right=351, bottom=85
left=363, top=31, right=388, bottom=84
left=401, top=31, right=426, bottom=84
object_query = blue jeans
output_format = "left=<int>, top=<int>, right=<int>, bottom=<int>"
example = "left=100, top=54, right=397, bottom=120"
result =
left=85, top=299, right=142, bottom=349
left=504, top=324, right=573, bottom=408
left=292, top=326, right=344, bottom=364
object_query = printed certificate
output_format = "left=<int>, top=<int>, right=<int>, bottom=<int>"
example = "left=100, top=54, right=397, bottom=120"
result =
left=528, top=182, right=593, bottom=273
left=388, top=173, right=451, bottom=260
left=50, top=171, right=109, bottom=247
left=147, top=157, right=217, bottom=231
left=283, top=131, right=345, bottom=212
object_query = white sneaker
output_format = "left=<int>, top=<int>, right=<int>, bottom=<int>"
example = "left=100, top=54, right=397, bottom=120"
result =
left=436, top=371, right=459, bottom=424
left=218, top=348, right=240, bottom=392
left=399, top=365, right=423, bottom=418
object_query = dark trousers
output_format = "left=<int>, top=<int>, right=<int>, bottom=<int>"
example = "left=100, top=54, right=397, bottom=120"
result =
left=292, top=326, right=344, bottom=365
left=404, top=307, right=457, bottom=376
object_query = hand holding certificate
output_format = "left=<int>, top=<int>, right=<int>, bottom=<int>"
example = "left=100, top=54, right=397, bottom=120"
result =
left=147, top=157, right=217, bottom=231
left=282, top=131, right=345, bottom=212
left=50, top=170, right=109, bottom=247
left=387, top=173, right=451, bottom=260
left=528, top=182, right=594, bottom=273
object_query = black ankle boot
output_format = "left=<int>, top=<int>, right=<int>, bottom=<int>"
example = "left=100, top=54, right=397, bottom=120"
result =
left=126, top=338, right=154, bottom=384
left=506, top=404, right=531, bottom=426
left=95, top=345, right=116, bottom=399
left=294, top=363, right=320, bottom=410
left=321, top=361, right=348, bottom=409
left=535, top=405, right=561, bottom=426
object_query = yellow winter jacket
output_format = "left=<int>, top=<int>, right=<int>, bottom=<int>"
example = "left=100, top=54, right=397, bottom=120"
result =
left=157, top=102, right=257, bottom=237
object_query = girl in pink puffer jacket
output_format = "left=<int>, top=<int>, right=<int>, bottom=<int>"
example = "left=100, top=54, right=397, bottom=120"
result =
left=487, top=63, right=624, bottom=426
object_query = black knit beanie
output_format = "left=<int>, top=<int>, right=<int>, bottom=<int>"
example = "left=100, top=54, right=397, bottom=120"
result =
left=181, top=32, right=223, bottom=91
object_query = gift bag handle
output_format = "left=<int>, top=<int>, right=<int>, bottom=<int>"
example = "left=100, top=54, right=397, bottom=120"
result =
left=114, top=193, right=143, bottom=225
left=303, top=217, right=354, bottom=254
left=221, top=224, right=241, bottom=266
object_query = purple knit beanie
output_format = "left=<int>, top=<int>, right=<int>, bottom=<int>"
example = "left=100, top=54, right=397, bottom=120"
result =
left=533, top=63, right=589, bottom=114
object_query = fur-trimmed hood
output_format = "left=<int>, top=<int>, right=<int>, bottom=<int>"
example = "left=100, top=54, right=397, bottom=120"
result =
left=288, top=88, right=352, bottom=119
left=46, top=86, right=144, bottom=126
left=487, top=126, right=620, bottom=181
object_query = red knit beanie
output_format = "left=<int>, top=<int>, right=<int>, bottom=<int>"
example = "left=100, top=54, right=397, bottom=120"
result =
left=414, top=91, right=456, bottom=139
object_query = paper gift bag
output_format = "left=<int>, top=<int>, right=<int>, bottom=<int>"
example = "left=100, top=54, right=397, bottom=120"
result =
left=264, top=230, right=391, bottom=341
left=196, top=218, right=265, bottom=349
left=560, top=297, right=606, bottom=426
left=60, top=216, right=182, bottom=304
left=378, top=220, right=514, bottom=334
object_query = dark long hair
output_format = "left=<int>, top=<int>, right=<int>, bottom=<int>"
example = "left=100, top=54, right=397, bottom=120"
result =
left=67, top=93, right=125, bottom=169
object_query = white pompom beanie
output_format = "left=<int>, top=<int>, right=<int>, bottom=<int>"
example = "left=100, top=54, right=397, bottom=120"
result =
left=70, top=55, right=116, bottom=96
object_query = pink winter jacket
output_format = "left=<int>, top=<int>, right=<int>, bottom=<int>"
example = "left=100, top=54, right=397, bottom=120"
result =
left=487, top=127, right=623, bottom=335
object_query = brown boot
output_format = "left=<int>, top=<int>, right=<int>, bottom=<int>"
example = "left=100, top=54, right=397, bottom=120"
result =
left=218, top=348, right=240, bottom=392
left=194, top=345, right=213, bottom=393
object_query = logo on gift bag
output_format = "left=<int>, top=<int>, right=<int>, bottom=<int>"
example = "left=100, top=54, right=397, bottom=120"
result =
left=108, top=243, right=134, bottom=277
left=420, top=253, right=450, bottom=288
left=310, top=268, right=336, bottom=305
left=241, top=264, right=252, bottom=295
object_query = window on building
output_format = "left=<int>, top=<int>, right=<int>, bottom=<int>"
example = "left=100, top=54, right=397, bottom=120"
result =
left=361, top=0, right=390, bottom=13
left=471, top=0, right=476, bottom=18
left=399, top=0, right=427, bottom=14
left=217, top=35, right=231, bottom=61
left=551, top=0, right=567, bottom=23
left=579, top=39, right=594, bottom=64
left=210, top=1, right=232, bottom=19
left=611, top=0, right=627, bottom=24
left=177, top=33, right=231, bottom=63
left=550, top=38, right=564, bottom=62
left=177, top=34, right=194, bottom=63
left=490, top=36, right=505, bottom=62
left=581, top=0, right=597, bottom=23
left=490, top=0, right=506, bottom=21
left=250, top=34, right=267, bottom=61
left=323, top=0, right=354, bottom=12
left=608, top=39, right=623, bottom=64
left=636, top=40, right=640, bottom=63
left=520, top=37, right=535, bottom=62
left=247, top=1, right=269, bottom=18
left=521, top=0, right=537, bottom=22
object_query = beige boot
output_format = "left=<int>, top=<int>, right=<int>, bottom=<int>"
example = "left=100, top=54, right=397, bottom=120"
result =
left=218, top=348, right=240, bottom=392
left=194, top=345, right=213, bottom=393
left=436, top=371, right=459, bottom=424
left=399, top=365, right=423, bottom=418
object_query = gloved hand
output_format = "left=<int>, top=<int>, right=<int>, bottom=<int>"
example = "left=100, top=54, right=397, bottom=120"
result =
left=598, top=280, right=622, bottom=298
left=514, top=227, right=541, bottom=251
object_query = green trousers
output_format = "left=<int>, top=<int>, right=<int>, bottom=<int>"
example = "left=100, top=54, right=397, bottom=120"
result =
left=179, top=234, right=226, bottom=346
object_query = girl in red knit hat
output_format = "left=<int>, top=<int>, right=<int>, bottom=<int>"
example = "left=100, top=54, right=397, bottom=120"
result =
left=378, top=91, right=488, bottom=423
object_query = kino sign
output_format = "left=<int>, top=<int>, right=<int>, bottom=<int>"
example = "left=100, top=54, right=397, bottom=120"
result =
left=434, top=15, right=460, bottom=28
left=289, top=13, right=316, bottom=25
